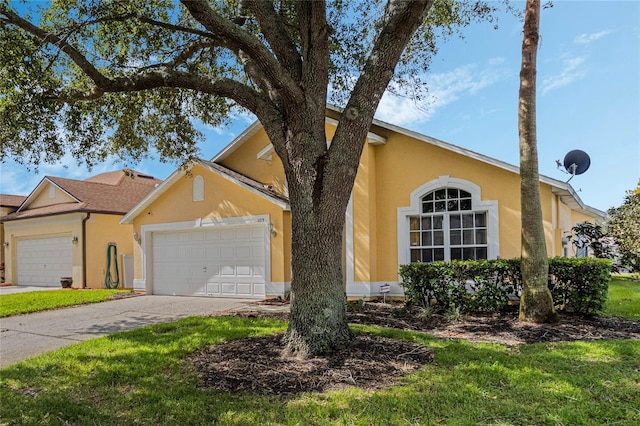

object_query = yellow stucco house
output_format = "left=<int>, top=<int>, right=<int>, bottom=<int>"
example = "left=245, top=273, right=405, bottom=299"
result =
left=121, top=109, right=605, bottom=299
left=1, top=171, right=162, bottom=288
left=1, top=194, right=27, bottom=283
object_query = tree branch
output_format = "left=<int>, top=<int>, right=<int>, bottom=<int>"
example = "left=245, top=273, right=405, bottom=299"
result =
left=1, top=4, right=110, bottom=88
left=243, top=1, right=301, bottom=81
left=180, top=0, right=304, bottom=105
left=167, top=40, right=216, bottom=69
left=328, top=0, right=434, bottom=191
left=136, top=16, right=217, bottom=40
left=46, top=68, right=268, bottom=114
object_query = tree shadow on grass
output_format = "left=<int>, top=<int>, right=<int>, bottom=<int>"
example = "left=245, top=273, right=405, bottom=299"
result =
left=1, top=316, right=638, bottom=425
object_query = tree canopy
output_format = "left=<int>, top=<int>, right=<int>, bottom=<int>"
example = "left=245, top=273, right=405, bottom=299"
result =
left=1, top=0, right=498, bottom=356
left=606, top=183, right=640, bottom=271
left=1, top=0, right=494, bottom=169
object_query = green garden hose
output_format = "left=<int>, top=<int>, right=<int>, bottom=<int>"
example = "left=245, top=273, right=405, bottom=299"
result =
left=105, top=243, right=120, bottom=289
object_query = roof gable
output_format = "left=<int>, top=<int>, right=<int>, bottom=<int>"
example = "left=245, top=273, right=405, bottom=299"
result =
left=18, top=177, right=80, bottom=212
left=3, top=170, right=162, bottom=222
left=210, top=105, right=604, bottom=220
left=120, top=160, right=290, bottom=224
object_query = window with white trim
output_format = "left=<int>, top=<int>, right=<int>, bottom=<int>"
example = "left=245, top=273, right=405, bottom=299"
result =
left=193, top=175, right=204, bottom=202
left=409, top=187, right=488, bottom=262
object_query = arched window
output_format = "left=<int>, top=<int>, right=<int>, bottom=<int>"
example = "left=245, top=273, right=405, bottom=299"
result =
left=410, top=188, right=487, bottom=262
left=398, top=176, right=499, bottom=264
left=193, top=175, right=204, bottom=202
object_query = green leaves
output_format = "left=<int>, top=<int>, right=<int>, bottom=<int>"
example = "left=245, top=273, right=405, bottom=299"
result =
left=606, top=187, right=640, bottom=271
left=1, top=0, right=499, bottom=169
left=399, top=258, right=612, bottom=315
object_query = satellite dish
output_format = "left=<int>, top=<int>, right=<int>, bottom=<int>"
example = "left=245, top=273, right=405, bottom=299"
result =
left=563, top=150, right=591, bottom=176
left=556, top=149, right=591, bottom=182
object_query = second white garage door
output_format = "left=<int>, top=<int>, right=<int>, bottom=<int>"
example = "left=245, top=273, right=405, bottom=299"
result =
left=16, top=235, right=73, bottom=286
left=152, top=224, right=267, bottom=298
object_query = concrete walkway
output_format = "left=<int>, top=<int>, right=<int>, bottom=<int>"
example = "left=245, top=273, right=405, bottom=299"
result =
left=0, top=293, right=285, bottom=368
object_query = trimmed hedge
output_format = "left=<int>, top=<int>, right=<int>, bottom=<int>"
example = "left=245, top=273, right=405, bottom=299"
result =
left=399, top=258, right=611, bottom=316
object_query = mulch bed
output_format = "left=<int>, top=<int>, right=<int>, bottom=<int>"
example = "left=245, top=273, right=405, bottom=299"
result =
left=188, top=332, right=433, bottom=396
left=188, top=302, right=639, bottom=396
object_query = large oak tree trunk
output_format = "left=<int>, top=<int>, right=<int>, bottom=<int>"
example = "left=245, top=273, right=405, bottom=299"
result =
left=518, top=0, right=558, bottom=323
left=284, top=204, right=352, bottom=356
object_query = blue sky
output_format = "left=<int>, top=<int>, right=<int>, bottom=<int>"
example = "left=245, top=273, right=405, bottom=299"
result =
left=1, top=0, right=638, bottom=212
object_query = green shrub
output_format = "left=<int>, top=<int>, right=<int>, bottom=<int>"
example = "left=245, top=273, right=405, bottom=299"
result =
left=548, top=257, right=611, bottom=315
left=399, top=258, right=611, bottom=315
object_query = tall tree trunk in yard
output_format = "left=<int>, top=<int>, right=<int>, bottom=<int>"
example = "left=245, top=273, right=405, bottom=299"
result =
left=3, top=0, right=474, bottom=356
left=518, top=0, right=558, bottom=323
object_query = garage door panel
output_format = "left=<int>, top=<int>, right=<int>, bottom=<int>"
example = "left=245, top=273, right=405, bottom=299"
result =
left=191, top=246, right=205, bottom=260
left=236, top=265, right=252, bottom=277
left=205, top=246, right=220, bottom=259
left=219, top=265, right=235, bottom=276
left=235, top=245, right=252, bottom=258
left=235, top=227, right=252, bottom=239
left=206, top=282, right=220, bottom=293
left=16, top=236, right=73, bottom=287
left=219, top=229, right=235, bottom=240
left=236, top=283, right=253, bottom=296
left=220, top=246, right=235, bottom=258
left=152, top=224, right=266, bottom=298
left=253, top=265, right=265, bottom=277
left=219, top=282, right=236, bottom=295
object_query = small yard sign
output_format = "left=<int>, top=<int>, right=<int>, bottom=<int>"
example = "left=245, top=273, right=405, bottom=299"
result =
left=380, top=283, right=390, bottom=303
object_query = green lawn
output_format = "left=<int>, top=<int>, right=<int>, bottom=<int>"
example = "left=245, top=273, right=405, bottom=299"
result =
left=1, top=316, right=638, bottom=425
left=0, top=289, right=133, bottom=317
left=1, top=278, right=638, bottom=425
left=604, top=274, right=640, bottom=320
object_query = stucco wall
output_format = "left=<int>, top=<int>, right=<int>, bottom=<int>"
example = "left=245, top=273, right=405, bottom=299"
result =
left=369, top=131, right=529, bottom=282
left=131, top=164, right=289, bottom=285
left=2, top=213, right=84, bottom=286
left=28, top=182, right=76, bottom=208
left=219, top=128, right=288, bottom=197
left=85, top=213, right=135, bottom=289
left=3, top=213, right=134, bottom=289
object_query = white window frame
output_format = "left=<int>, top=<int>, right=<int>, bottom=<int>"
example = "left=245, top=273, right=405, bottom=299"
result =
left=397, top=176, right=499, bottom=265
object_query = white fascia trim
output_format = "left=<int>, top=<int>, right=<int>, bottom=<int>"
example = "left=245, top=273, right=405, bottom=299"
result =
left=366, top=114, right=601, bottom=213
left=120, top=165, right=192, bottom=224
left=345, top=195, right=354, bottom=287
left=257, top=143, right=274, bottom=161
left=200, top=214, right=271, bottom=227
left=325, top=116, right=386, bottom=145
left=367, top=132, right=387, bottom=145
left=18, top=177, right=81, bottom=212
left=200, top=162, right=290, bottom=210
left=3, top=212, right=87, bottom=230
left=396, top=175, right=500, bottom=266
left=140, top=214, right=272, bottom=296
left=211, top=119, right=262, bottom=162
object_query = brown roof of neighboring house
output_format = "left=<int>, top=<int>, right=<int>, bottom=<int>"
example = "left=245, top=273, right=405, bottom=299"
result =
left=0, top=194, right=27, bottom=208
left=1, top=170, right=162, bottom=222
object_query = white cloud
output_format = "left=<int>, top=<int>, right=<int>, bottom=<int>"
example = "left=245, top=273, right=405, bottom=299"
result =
left=541, top=55, right=587, bottom=94
left=574, top=30, right=611, bottom=45
left=375, top=62, right=508, bottom=126
left=0, top=155, right=120, bottom=196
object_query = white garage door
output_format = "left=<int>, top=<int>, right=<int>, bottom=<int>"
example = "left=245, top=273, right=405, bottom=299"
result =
left=16, top=236, right=73, bottom=287
left=152, top=224, right=266, bottom=298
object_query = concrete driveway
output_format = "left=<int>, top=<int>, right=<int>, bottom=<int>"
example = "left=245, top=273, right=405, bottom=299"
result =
left=0, top=293, right=275, bottom=368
